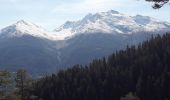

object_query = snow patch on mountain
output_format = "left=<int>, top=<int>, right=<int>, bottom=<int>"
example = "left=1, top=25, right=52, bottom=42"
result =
left=0, top=20, right=48, bottom=38
left=55, top=10, right=170, bottom=35
left=0, top=20, right=71, bottom=40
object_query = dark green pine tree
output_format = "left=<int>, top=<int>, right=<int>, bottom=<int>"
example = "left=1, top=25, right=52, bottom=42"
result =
left=29, top=33, right=170, bottom=100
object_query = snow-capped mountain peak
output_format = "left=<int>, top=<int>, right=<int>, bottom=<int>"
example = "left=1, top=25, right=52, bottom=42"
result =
left=14, top=20, right=47, bottom=35
left=55, top=10, right=170, bottom=35
left=1, top=10, right=170, bottom=41
left=15, top=20, right=32, bottom=25
left=108, top=10, right=119, bottom=14
left=14, top=20, right=44, bottom=30
left=0, top=20, right=74, bottom=40
left=0, top=20, right=53, bottom=39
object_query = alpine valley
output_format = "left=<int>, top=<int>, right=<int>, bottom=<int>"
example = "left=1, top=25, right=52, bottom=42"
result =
left=0, top=10, right=170, bottom=75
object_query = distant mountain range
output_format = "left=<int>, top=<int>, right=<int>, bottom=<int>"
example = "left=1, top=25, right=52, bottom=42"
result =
left=0, top=10, right=170, bottom=75
left=55, top=10, right=170, bottom=35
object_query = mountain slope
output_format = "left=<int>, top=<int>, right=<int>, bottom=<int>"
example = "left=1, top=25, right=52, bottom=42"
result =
left=0, top=35, right=62, bottom=74
left=55, top=10, right=170, bottom=66
left=31, top=33, right=170, bottom=100
left=59, top=32, right=155, bottom=67
left=0, top=10, right=170, bottom=74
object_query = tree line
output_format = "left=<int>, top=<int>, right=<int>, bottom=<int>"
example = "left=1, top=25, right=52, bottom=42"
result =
left=25, top=33, right=170, bottom=100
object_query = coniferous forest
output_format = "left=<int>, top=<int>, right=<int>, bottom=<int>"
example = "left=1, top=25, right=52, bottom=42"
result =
left=23, top=33, right=170, bottom=100
left=1, top=33, right=170, bottom=100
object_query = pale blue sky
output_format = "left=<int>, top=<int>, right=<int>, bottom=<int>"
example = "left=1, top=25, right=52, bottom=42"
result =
left=0, top=0, right=170, bottom=31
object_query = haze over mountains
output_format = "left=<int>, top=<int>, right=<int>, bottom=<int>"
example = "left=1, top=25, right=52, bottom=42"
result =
left=0, top=10, right=170, bottom=74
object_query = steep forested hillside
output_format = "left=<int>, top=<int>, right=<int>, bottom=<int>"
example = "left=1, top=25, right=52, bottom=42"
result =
left=29, top=33, right=170, bottom=100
